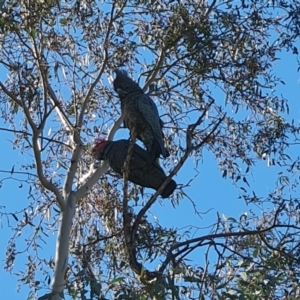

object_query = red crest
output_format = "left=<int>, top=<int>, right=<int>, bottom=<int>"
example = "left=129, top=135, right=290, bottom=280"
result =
left=92, top=138, right=108, bottom=154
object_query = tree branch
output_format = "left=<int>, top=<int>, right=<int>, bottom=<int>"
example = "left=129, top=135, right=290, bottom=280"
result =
left=30, top=37, right=49, bottom=131
left=0, top=80, right=37, bottom=131
left=0, top=81, right=22, bottom=107
left=122, top=129, right=142, bottom=275
left=0, top=127, right=72, bottom=149
left=62, top=132, right=82, bottom=198
left=0, top=79, right=65, bottom=207
left=46, top=83, right=73, bottom=131
left=77, top=2, right=115, bottom=128
left=51, top=191, right=76, bottom=299
left=77, top=115, right=123, bottom=189
left=0, top=169, right=38, bottom=178
left=143, top=48, right=166, bottom=91
left=32, top=130, right=65, bottom=208
left=76, top=161, right=109, bottom=199
left=158, top=202, right=290, bottom=273
left=132, top=101, right=218, bottom=243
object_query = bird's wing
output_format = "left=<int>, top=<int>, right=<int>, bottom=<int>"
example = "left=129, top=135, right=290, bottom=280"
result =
left=132, top=143, right=165, bottom=174
left=107, top=140, right=166, bottom=190
left=136, top=94, right=165, bottom=143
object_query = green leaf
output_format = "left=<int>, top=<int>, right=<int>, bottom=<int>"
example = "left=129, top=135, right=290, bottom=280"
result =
left=253, top=248, right=259, bottom=258
left=109, top=277, right=125, bottom=284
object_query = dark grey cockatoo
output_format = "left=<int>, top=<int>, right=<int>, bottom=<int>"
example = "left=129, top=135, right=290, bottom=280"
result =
left=113, top=69, right=169, bottom=161
left=92, top=139, right=176, bottom=198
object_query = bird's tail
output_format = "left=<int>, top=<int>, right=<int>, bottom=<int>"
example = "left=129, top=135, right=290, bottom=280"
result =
left=151, top=142, right=170, bottom=161
left=161, top=179, right=177, bottom=198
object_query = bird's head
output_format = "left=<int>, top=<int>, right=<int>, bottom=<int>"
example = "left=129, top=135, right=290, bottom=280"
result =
left=113, top=69, right=143, bottom=96
left=92, top=138, right=109, bottom=160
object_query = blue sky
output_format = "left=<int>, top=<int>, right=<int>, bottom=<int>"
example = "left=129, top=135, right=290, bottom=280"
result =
left=0, top=37, right=299, bottom=300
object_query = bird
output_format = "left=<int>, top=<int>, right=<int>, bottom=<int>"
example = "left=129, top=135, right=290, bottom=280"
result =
left=92, top=139, right=176, bottom=198
left=113, top=69, right=169, bottom=162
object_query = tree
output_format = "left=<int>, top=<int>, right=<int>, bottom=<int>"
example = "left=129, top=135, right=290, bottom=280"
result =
left=1, top=0, right=300, bottom=299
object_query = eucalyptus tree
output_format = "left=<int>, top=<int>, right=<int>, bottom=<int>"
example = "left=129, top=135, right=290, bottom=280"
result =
left=1, top=0, right=300, bottom=299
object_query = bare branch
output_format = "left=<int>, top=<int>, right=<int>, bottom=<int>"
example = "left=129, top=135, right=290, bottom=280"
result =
left=77, top=57, right=108, bottom=128
left=0, top=127, right=72, bottom=149
left=77, top=2, right=115, bottom=128
left=29, top=37, right=73, bottom=132
left=132, top=102, right=219, bottom=242
left=122, top=130, right=143, bottom=276
left=77, top=114, right=123, bottom=186
left=158, top=203, right=294, bottom=273
left=46, top=83, right=73, bottom=131
left=0, top=169, right=38, bottom=178
left=1, top=79, right=65, bottom=207
left=107, top=114, right=124, bottom=140
left=32, top=131, right=65, bottom=208
left=76, top=161, right=109, bottom=199
left=205, top=0, right=217, bottom=17
left=30, top=37, right=49, bottom=131
left=143, top=49, right=166, bottom=91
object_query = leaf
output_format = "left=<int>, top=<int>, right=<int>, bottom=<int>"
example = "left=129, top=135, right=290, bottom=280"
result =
left=240, top=187, right=247, bottom=193
left=30, top=29, right=37, bottom=37
left=109, top=277, right=125, bottom=284
left=74, top=270, right=85, bottom=277
left=243, top=177, right=250, bottom=187
left=253, top=248, right=259, bottom=258
left=11, top=165, right=15, bottom=175
left=240, top=272, right=248, bottom=281
left=11, top=213, right=18, bottom=221
left=216, top=282, right=228, bottom=289
left=227, top=217, right=237, bottom=222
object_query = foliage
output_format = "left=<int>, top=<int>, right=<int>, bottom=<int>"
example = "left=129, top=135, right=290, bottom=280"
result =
left=0, top=0, right=300, bottom=299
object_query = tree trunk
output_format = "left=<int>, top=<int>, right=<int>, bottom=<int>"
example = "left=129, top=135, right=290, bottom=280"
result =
left=51, top=192, right=76, bottom=300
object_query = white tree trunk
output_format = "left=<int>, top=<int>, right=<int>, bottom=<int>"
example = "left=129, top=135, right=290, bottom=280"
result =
left=51, top=192, right=76, bottom=300
left=49, top=117, right=122, bottom=299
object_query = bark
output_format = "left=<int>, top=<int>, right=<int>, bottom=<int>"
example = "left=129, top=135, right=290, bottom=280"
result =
left=51, top=192, right=76, bottom=299
left=49, top=115, right=122, bottom=299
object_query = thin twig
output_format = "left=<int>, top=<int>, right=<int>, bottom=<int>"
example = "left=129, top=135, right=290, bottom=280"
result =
left=31, top=131, right=65, bottom=208
left=158, top=202, right=291, bottom=273
left=143, top=48, right=166, bottom=91
left=0, top=127, right=72, bottom=149
left=77, top=2, right=115, bottom=128
left=46, top=83, right=73, bottom=131
left=0, top=82, right=22, bottom=107
left=132, top=102, right=218, bottom=243
left=0, top=169, right=38, bottom=178
left=0, top=79, right=65, bottom=208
